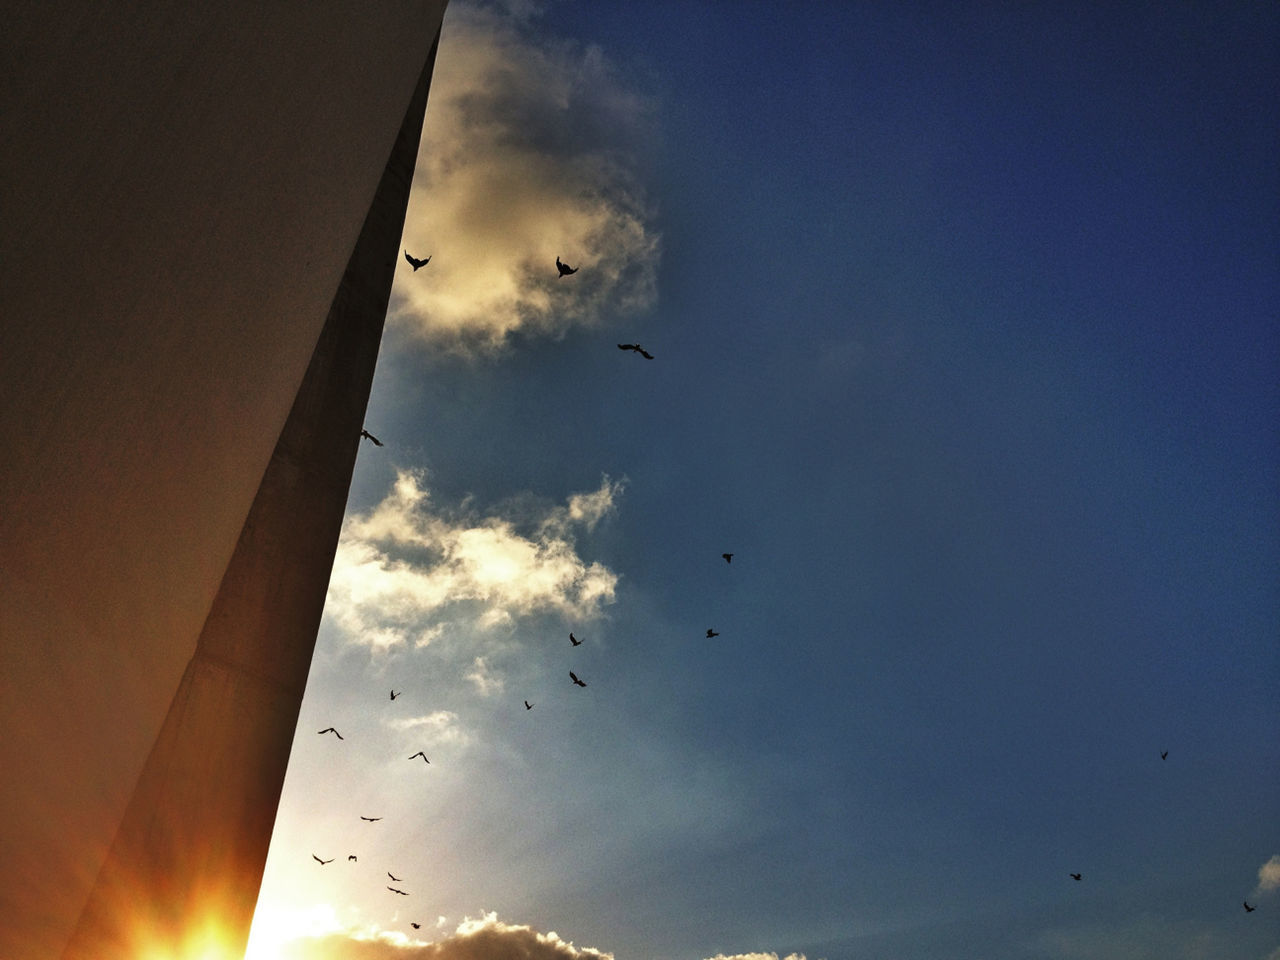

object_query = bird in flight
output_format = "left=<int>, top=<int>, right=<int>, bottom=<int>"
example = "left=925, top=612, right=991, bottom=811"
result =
left=722, top=553, right=733, bottom=563
left=359, top=816, right=382, bottom=822
left=1069, top=873, right=1082, bottom=881
left=360, top=428, right=383, bottom=447
left=390, top=689, right=401, bottom=700
left=1244, top=901, right=1256, bottom=912
left=411, top=922, right=421, bottom=929
left=387, top=886, right=410, bottom=896
left=404, top=251, right=430, bottom=271
left=317, top=727, right=344, bottom=740
left=706, top=629, right=720, bottom=638
left=388, top=872, right=403, bottom=882
left=1161, top=750, right=1168, bottom=760
left=617, top=343, right=654, bottom=359
left=570, top=632, right=582, bottom=646
left=312, top=855, right=333, bottom=865
left=408, top=751, right=430, bottom=763
left=524, top=700, right=534, bottom=710
left=570, top=670, right=587, bottom=688
left=348, top=855, right=357, bottom=862
left=556, top=256, right=578, bottom=277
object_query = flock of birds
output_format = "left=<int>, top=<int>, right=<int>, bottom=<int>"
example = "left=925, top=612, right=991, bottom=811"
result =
left=324, top=253, right=1266, bottom=933
left=308, top=253, right=738, bottom=932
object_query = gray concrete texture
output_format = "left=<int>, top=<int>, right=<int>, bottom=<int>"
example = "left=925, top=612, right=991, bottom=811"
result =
left=0, top=3, right=447, bottom=957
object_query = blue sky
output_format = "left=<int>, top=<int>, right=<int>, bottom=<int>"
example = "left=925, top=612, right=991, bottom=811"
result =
left=248, top=3, right=1279, bottom=958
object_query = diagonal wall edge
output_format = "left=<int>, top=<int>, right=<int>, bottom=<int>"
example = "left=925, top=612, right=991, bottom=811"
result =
left=60, top=25, right=444, bottom=960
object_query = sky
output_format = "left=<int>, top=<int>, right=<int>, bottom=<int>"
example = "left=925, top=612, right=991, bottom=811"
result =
left=246, top=2, right=1279, bottom=958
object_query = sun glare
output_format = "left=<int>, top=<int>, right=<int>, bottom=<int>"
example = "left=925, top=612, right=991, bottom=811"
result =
left=244, top=901, right=346, bottom=960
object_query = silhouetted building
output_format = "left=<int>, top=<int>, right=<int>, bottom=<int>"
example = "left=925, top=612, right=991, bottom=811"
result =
left=0, top=4, right=448, bottom=957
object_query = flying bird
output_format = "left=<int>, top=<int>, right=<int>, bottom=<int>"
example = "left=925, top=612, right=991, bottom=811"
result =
left=1161, top=750, right=1168, bottom=760
left=388, top=872, right=403, bottom=882
left=387, top=886, right=409, bottom=896
left=359, top=816, right=382, bottom=822
left=360, top=428, right=383, bottom=446
left=570, top=670, right=587, bottom=688
left=1069, top=873, right=1082, bottom=881
left=404, top=250, right=430, bottom=271
left=524, top=700, right=534, bottom=710
left=617, top=343, right=654, bottom=359
left=390, top=689, right=401, bottom=700
left=570, top=632, right=582, bottom=646
left=411, top=922, right=421, bottom=929
left=722, top=553, right=733, bottom=563
left=706, top=629, right=720, bottom=638
left=317, top=727, right=344, bottom=740
left=1244, top=901, right=1256, bottom=912
left=408, top=751, right=430, bottom=763
left=312, top=855, right=333, bottom=865
left=348, top=855, right=357, bottom=862
left=556, top=256, right=578, bottom=277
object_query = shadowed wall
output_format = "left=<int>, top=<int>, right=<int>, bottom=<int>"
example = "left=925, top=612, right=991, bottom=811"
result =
left=0, top=3, right=447, bottom=957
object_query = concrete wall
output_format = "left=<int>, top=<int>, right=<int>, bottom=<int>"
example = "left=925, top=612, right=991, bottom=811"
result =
left=0, top=4, right=447, bottom=956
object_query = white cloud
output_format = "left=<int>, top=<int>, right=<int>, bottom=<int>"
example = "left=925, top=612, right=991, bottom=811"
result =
left=325, top=470, right=621, bottom=652
left=277, top=911, right=613, bottom=960
left=1255, top=854, right=1280, bottom=895
left=394, top=1, right=660, bottom=352
left=385, top=710, right=470, bottom=747
left=464, top=656, right=503, bottom=697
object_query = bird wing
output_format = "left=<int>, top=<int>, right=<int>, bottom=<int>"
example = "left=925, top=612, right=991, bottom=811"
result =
left=388, top=872, right=401, bottom=881
left=640, top=349, right=654, bottom=359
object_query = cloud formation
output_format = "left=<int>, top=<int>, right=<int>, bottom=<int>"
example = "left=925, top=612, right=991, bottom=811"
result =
left=1255, top=853, right=1280, bottom=895
left=395, top=1, right=660, bottom=351
left=325, top=470, right=622, bottom=651
left=279, top=911, right=613, bottom=960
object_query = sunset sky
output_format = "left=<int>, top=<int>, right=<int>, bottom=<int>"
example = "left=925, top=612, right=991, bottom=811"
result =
left=247, top=2, right=1278, bottom=958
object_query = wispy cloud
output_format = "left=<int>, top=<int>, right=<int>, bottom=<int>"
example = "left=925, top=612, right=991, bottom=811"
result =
left=394, top=1, right=660, bottom=352
left=464, top=656, right=503, bottom=697
left=1255, top=853, right=1280, bottom=896
left=325, top=470, right=621, bottom=651
left=385, top=710, right=470, bottom=747
left=277, top=911, right=613, bottom=959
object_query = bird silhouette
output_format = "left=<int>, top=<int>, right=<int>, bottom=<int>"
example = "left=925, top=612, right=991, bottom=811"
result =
left=408, top=751, right=430, bottom=763
left=1069, top=873, right=1082, bottom=881
left=388, top=872, right=403, bottom=882
left=556, top=256, right=578, bottom=277
left=359, top=816, right=382, bottom=822
left=360, top=428, right=383, bottom=447
left=348, top=855, right=357, bottom=862
left=411, top=922, right=421, bottom=929
left=570, top=670, right=587, bottom=688
left=570, top=632, right=582, bottom=646
left=387, top=886, right=410, bottom=896
left=524, top=700, right=534, bottom=710
left=317, top=727, right=344, bottom=740
left=1161, top=750, right=1168, bottom=760
left=390, top=689, right=401, bottom=700
left=722, top=553, right=733, bottom=563
left=706, top=628, right=720, bottom=638
left=1244, top=901, right=1256, bottom=912
left=404, top=251, right=430, bottom=271
left=312, top=855, right=333, bottom=865
left=617, top=343, right=654, bottom=359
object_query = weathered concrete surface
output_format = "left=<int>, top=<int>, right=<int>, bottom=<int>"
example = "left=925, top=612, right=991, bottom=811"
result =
left=0, top=3, right=446, bottom=957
